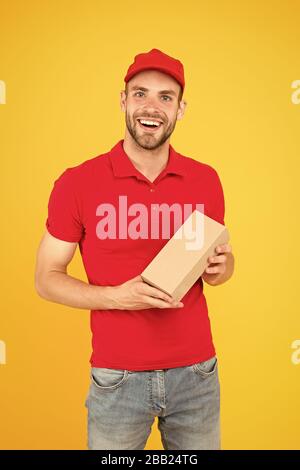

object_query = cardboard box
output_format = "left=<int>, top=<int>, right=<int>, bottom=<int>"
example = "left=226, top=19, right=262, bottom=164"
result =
left=141, top=209, right=230, bottom=301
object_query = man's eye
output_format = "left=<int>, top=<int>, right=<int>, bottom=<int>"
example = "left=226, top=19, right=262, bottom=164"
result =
left=161, top=95, right=172, bottom=101
left=134, top=91, right=144, bottom=97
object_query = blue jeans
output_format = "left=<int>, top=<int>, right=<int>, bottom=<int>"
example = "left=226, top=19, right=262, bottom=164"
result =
left=84, top=356, right=220, bottom=450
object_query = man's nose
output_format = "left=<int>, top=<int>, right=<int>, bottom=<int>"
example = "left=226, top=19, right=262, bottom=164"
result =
left=141, top=105, right=163, bottom=119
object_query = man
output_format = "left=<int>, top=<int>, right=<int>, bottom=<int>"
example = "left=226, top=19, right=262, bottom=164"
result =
left=34, top=48, right=234, bottom=450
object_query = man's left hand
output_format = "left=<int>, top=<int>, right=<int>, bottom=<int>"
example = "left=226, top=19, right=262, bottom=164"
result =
left=205, top=243, right=232, bottom=275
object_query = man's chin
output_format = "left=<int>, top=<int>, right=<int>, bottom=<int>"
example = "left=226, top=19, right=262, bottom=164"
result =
left=138, top=141, right=163, bottom=151
left=126, top=121, right=171, bottom=150
left=135, top=133, right=163, bottom=150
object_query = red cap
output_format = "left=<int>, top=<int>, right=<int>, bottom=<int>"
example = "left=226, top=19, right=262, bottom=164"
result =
left=124, top=48, right=185, bottom=92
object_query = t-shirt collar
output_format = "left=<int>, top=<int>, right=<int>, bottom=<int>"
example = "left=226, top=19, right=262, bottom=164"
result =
left=109, top=139, right=186, bottom=181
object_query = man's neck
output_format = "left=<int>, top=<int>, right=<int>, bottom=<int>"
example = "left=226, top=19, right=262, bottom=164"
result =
left=123, top=132, right=170, bottom=183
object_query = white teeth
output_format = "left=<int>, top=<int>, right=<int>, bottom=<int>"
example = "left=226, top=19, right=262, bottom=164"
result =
left=139, top=119, right=160, bottom=127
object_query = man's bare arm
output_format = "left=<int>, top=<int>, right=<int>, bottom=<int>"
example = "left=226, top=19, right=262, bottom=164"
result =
left=34, top=231, right=116, bottom=309
left=34, top=231, right=183, bottom=310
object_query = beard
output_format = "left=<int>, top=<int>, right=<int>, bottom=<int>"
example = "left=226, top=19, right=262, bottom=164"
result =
left=125, top=111, right=177, bottom=150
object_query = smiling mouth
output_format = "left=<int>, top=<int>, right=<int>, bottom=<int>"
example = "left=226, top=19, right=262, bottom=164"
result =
left=136, top=118, right=163, bottom=132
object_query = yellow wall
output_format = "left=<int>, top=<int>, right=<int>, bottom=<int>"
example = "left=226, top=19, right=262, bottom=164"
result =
left=0, top=0, right=299, bottom=450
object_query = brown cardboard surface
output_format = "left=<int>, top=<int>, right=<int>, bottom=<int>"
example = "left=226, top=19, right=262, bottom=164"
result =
left=141, top=209, right=230, bottom=301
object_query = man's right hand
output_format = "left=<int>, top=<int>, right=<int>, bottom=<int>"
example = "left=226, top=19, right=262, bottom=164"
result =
left=108, top=275, right=184, bottom=310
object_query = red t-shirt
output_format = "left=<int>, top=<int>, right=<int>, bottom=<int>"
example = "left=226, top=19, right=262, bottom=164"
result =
left=45, top=139, right=225, bottom=371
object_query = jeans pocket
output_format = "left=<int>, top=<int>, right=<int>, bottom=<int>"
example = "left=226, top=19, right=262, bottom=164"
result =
left=191, top=356, right=218, bottom=378
left=90, top=367, right=130, bottom=390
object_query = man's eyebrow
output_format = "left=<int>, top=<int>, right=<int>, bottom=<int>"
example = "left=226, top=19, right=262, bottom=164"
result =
left=159, top=89, right=177, bottom=97
left=130, top=86, right=177, bottom=96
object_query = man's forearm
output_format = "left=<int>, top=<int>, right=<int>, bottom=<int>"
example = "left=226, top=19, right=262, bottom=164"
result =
left=36, top=271, right=116, bottom=310
left=202, top=252, right=235, bottom=286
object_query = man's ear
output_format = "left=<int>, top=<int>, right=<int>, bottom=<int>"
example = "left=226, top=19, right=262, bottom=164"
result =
left=176, top=99, right=187, bottom=121
left=120, top=90, right=127, bottom=112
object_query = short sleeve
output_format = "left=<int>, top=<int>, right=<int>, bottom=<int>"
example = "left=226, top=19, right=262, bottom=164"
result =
left=210, top=169, right=225, bottom=226
left=45, top=168, right=84, bottom=242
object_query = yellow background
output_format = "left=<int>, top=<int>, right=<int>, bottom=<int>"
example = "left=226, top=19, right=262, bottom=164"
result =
left=0, top=0, right=299, bottom=450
